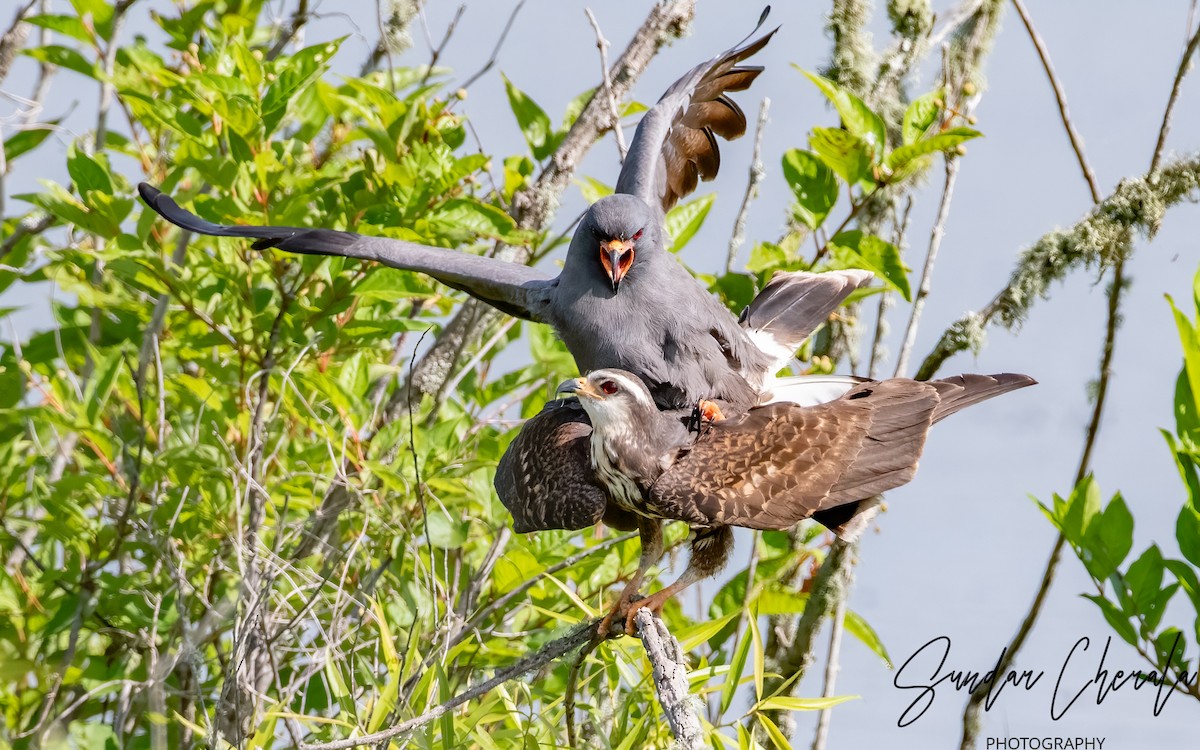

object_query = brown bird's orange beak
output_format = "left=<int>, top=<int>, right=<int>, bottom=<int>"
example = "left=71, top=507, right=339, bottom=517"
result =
left=599, top=238, right=636, bottom=291
left=557, top=377, right=603, bottom=400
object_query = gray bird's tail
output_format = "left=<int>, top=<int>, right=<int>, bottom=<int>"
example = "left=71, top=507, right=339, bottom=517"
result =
left=738, top=269, right=874, bottom=374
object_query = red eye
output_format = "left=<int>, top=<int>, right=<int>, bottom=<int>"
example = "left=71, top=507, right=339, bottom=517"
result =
left=632, top=229, right=643, bottom=241
left=600, top=380, right=618, bottom=395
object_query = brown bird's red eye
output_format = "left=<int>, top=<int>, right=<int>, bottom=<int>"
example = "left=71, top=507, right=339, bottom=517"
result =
left=632, top=229, right=643, bottom=241
left=601, top=380, right=618, bottom=395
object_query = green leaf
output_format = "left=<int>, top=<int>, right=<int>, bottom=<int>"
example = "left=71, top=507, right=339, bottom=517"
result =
left=67, top=146, right=113, bottom=196
left=1081, top=492, right=1134, bottom=580
left=425, top=509, right=468, bottom=549
left=902, top=89, right=944, bottom=145
left=885, top=127, right=981, bottom=175
left=25, top=14, right=92, bottom=44
left=665, top=194, right=714, bottom=252
left=502, top=73, right=554, bottom=160
left=578, top=177, right=612, bottom=204
left=82, top=348, right=123, bottom=425
left=756, top=714, right=792, bottom=750
left=23, top=45, right=96, bottom=78
left=3, top=121, right=58, bottom=162
left=829, top=230, right=910, bottom=301
left=843, top=609, right=891, bottom=667
left=1062, top=475, right=1102, bottom=545
left=721, top=623, right=753, bottom=716
left=1177, top=505, right=1200, bottom=568
left=809, top=128, right=873, bottom=187
left=1082, top=594, right=1138, bottom=646
left=781, top=149, right=838, bottom=229
left=756, top=695, right=858, bottom=712
left=1168, top=293, right=1200, bottom=440
left=799, top=68, right=886, bottom=156
left=1125, top=545, right=1165, bottom=612
left=428, top=199, right=518, bottom=241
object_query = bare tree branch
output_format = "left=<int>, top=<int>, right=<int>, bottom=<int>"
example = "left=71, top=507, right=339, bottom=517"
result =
left=0, top=0, right=38, bottom=86
left=585, top=7, right=629, bottom=162
left=1150, top=12, right=1200, bottom=175
left=635, top=609, right=704, bottom=749
left=727, top=98, right=770, bottom=273
left=1010, top=0, right=1102, bottom=203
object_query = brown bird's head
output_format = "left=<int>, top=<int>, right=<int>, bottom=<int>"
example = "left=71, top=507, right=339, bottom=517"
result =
left=556, top=368, right=661, bottom=434
left=578, top=195, right=656, bottom=292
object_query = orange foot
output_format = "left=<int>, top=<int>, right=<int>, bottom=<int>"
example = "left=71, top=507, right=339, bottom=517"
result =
left=697, top=399, right=726, bottom=423
left=622, top=591, right=672, bottom=636
left=598, top=586, right=643, bottom=639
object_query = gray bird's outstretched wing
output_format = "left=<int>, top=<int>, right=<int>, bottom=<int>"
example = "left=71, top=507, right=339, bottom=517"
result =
left=138, top=184, right=555, bottom=322
left=649, top=374, right=1035, bottom=532
left=614, top=9, right=777, bottom=213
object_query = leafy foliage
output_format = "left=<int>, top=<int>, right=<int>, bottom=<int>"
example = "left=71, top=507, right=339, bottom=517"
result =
left=0, top=4, right=978, bottom=749
left=1039, top=269, right=1200, bottom=689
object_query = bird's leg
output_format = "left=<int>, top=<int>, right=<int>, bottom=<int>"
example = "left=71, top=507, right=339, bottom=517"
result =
left=599, top=518, right=663, bottom=638
left=624, top=526, right=734, bottom=636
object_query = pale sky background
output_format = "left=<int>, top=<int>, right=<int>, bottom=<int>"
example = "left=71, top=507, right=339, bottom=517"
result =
left=3, top=1, right=1199, bottom=747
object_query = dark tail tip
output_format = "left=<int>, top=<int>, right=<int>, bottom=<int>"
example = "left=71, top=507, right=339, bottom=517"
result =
left=138, top=182, right=162, bottom=206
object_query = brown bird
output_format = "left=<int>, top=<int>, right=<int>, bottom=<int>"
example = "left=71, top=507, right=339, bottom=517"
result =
left=556, top=368, right=1036, bottom=635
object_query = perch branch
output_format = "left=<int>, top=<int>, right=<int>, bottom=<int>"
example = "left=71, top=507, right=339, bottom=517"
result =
left=634, top=608, right=704, bottom=749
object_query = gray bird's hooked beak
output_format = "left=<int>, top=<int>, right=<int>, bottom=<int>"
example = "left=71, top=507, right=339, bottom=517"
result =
left=557, top=377, right=602, bottom=400
left=599, top=238, right=636, bottom=291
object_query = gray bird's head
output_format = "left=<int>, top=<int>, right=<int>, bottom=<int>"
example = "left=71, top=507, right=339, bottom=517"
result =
left=556, top=368, right=657, bottom=428
left=577, top=195, right=657, bottom=292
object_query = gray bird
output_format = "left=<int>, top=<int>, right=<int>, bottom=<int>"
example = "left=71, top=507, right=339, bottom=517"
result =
left=137, top=13, right=880, bottom=528
left=557, top=367, right=1036, bottom=635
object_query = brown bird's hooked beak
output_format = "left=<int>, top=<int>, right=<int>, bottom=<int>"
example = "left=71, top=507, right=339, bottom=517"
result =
left=557, top=377, right=603, bottom=400
left=599, top=238, right=636, bottom=291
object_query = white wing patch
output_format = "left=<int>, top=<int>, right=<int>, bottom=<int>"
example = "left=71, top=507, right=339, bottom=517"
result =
left=761, top=374, right=863, bottom=406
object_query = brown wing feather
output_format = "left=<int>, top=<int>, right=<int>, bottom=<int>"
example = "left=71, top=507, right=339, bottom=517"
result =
left=615, top=18, right=777, bottom=212
left=495, top=400, right=621, bottom=532
left=649, top=379, right=944, bottom=529
left=649, top=373, right=1035, bottom=531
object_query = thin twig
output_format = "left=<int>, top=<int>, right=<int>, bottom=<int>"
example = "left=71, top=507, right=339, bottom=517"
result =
left=894, top=157, right=960, bottom=377
left=585, top=8, right=628, bottom=162
left=1010, top=0, right=1102, bottom=203
left=458, top=0, right=527, bottom=91
left=1150, top=8, right=1200, bottom=175
left=957, top=3, right=1165, bottom=745
left=726, top=98, right=770, bottom=273
left=419, top=4, right=464, bottom=88
left=266, top=0, right=310, bottom=61
left=811, top=591, right=848, bottom=750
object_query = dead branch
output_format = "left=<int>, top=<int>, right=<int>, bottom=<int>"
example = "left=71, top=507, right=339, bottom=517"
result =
left=635, top=609, right=705, bottom=749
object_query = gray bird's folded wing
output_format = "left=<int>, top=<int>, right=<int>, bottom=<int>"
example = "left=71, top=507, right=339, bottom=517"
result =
left=614, top=9, right=777, bottom=213
left=649, top=374, right=1035, bottom=531
left=138, top=183, right=555, bottom=322
left=739, top=269, right=875, bottom=375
